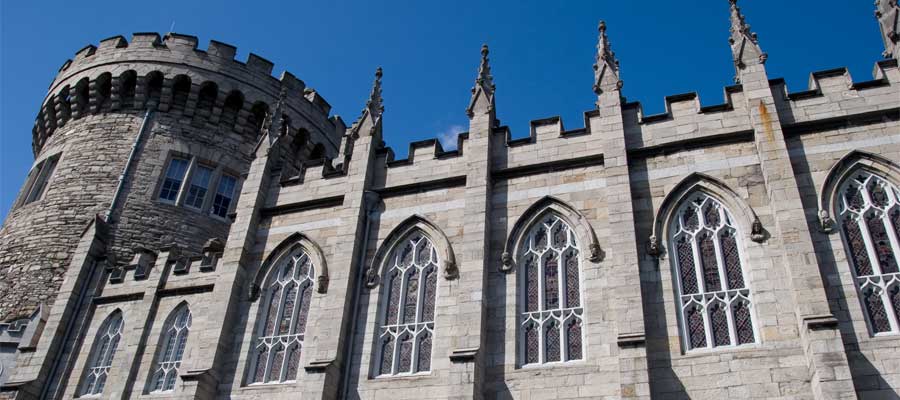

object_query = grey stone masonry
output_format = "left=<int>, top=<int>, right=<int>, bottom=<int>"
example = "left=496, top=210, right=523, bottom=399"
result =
left=1, top=1, right=900, bottom=399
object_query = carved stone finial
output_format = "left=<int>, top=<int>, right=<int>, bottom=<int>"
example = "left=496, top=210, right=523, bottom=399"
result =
left=466, top=44, right=496, bottom=117
left=593, top=20, right=622, bottom=95
left=728, top=0, right=767, bottom=83
left=875, top=0, right=900, bottom=60
left=500, top=251, right=514, bottom=273
left=646, top=235, right=661, bottom=257
left=750, top=217, right=766, bottom=243
left=349, top=67, right=385, bottom=138
left=818, top=209, right=835, bottom=233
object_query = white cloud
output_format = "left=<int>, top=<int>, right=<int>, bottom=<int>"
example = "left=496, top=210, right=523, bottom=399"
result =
left=436, top=125, right=465, bottom=151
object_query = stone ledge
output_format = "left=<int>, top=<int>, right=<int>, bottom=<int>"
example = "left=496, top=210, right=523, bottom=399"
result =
left=617, top=332, right=646, bottom=347
left=449, top=347, right=478, bottom=363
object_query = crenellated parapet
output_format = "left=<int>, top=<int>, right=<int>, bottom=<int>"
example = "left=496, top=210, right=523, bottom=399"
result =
left=31, top=32, right=342, bottom=157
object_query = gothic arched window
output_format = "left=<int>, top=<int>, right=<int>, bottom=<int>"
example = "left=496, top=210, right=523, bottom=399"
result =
left=376, top=231, right=438, bottom=376
left=519, top=213, right=583, bottom=365
left=669, top=193, right=756, bottom=351
left=150, top=303, right=191, bottom=392
left=250, top=246, right=315, bottom=384
left=79, top=310, right=124, bottom=396
left=836, top=170, right=900, bottom=334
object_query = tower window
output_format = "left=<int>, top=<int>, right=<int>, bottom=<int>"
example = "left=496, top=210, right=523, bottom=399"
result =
left=184, top=165, right=213, bottom=209
left=159, top=157, right=189, bottom=203
left=21, top=154, right=60, bottom=206
left=212, top=174, right=237, bottom=218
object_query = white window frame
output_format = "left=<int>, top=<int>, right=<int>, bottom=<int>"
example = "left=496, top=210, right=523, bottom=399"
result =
left=149, top=304, right=192, bottom=393
left=19, top=153, right=61, bottom=207
left=248, top=247, right=316, bottom=385
left=158, top=156, right=190, bottom=204
left=374, top=231, right=438, bottom=377
left=78, top=311, right=124, bottom=397
left=517, top=213, right=585, bottom=367
left=835, top=170, right=900, bottom=336
left=156, top=153, right=239, bottom=219
left=668, top=192, right=758, bottom=352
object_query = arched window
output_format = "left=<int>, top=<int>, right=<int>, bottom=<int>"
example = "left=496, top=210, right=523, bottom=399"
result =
left=376, top=231, right=438, bottom=376
left=250, top=246, right=315, bottom=384
left=836, top=170, right=900, bottom=334
left=149, top=304, right=191, bottom=392
left=170, top=75, right=191, bottom=112
left=221, top=91, right=243, bottom=129
left=79, top=311, right=124, bottom=396
left=119, top=71, right=137, bottom=109
left=519, top=213, right=583, bottom=365
left=669, top=192, right=755, bottom=351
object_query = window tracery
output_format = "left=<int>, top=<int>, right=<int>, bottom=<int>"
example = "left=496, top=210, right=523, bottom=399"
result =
left=150, top=304, right=191, bottom=392
left=79, top=311, right=124, bottom=396
left=668, top=193, right=756, bottom=351
left=519, top=213, right=583, bottom=365
left=250, top=247, right=315, bottom=383
left=376, top=231, right=437, bottom=376
left=836, top=170, right=900, bottom=334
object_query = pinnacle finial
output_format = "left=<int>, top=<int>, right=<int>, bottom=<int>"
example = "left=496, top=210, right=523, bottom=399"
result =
left=467, top=43, right=496, bottom=117
left=593, top=20, right=621, bottom=95
left=875, top=0, right=900, bottom=60
left=366, top=66, right=384, bottom=116
left=727, top=0, right=767, bottom=82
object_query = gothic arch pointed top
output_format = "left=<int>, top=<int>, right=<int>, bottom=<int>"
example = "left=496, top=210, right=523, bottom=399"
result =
left=501, top=196, right=602, bottom=273
left=649, top=173, right=763, bottom=258
left=365, top=214, right=457, bottom=288
left=249, top=232, right=329, bottom=301
left=818, top=150, right=900, bottom=233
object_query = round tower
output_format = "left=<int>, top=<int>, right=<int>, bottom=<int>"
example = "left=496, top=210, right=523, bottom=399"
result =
left=0, top=32, right=342, bottom=325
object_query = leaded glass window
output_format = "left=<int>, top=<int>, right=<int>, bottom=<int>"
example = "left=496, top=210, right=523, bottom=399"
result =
left=377, top=231, right=437, bottom=376
left=836, top=171, right=900, bottom=334
left=250, top=247, right=315, bottom=384
left=519, top=213, right=583, bottom=365
left=150, top=304, right=191, bottom=392
left=79, top=311, right=124, bottom=396
left=669, top=193, right=756, bottom=351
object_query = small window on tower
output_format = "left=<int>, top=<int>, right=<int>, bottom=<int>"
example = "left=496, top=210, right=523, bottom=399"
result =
left=159, top=158, right=189, bottom=203
left=184, top=165, right=213, bottom=209
left=212, top=174, right=237, bottom=218
left=21, top=154, right=60, bottom=206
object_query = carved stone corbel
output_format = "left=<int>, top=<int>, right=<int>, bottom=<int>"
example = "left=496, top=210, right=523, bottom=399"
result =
left=316, top=275, right=329, bottom=294
left=499, top=251, right=514, bottom=273
left=750, top=217, right=766, bottom=243
left=442, top=259, right=458, bottom=280
left=646, top=235, right=661, bottom=257
left=364, top=267, right=379, bottom=289
left=588, top=243, right=604, bottom=263
left=818, top=209, right=835, bottom=234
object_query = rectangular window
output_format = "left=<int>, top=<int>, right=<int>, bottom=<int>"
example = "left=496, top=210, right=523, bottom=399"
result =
left=23, top=155, right=60, bottom=205
left=184, top=165, right=213, bottom=209
left=211, top=174, right=236, bottom=218
left=159, top=158, right=189, bottom=202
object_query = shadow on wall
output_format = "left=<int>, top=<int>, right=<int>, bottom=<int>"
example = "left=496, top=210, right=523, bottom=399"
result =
left=629, top=157, right=689, bottom=398
left=789, top=143, right=897, bottom=398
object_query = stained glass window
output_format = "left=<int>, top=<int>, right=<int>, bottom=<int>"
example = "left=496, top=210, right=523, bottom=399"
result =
left=836, top=171, right=900, bottom=334
left=250, top=247, right=315, bottom=384
left=669, top=193, right=756, bottom=351
left=377, top=232, right=438, bottom=376
left=79, top=311, right=124, bottom=396
left=151, top=304, right=191, bottom=392
left=519, top=213, right=583, bottom=365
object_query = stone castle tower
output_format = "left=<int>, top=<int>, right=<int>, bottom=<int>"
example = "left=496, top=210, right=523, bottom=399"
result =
left=0, top=1, right=899, bottom=398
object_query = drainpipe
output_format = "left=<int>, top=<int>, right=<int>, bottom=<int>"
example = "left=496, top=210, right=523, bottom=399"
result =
left=105, top=109, right=153, bottom=223
left=340, top=190, right=379, bottom=399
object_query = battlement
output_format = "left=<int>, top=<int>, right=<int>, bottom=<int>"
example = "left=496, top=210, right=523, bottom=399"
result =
left=32, top=32, right=341, bottom=157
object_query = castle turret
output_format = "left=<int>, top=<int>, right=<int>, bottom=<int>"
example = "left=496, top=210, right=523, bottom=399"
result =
left=0, top=32, right=341, bottom=389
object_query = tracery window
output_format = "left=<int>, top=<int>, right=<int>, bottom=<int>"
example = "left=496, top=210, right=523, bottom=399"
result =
left=376, top=231, right=438, bottom=376
left=250, top=246, right=315, bottom=384
left=669, top=193, right=756, bottom=351
left=150, top=304, right=191, bottom=392
left=79, top=311, right=124, bottom=396
left=836, top=170, right=900, bottom=334
left=519, top=213, right=583, bottom=365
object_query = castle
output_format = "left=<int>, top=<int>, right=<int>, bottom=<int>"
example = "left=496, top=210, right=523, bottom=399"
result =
left=1, top=0, right=899, bottom=398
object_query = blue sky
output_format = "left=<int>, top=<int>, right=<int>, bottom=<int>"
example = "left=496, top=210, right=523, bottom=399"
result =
left=0, top=0, right=885, bottom=220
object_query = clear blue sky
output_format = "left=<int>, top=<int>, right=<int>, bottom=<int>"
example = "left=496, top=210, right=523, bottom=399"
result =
left=0, top=0, right=885, bottom=220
